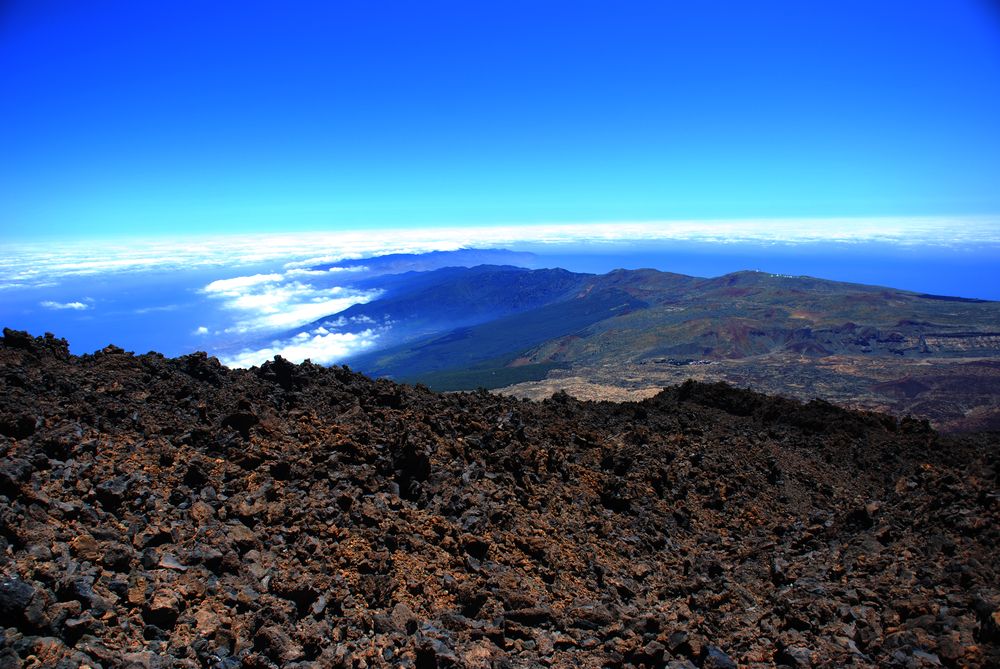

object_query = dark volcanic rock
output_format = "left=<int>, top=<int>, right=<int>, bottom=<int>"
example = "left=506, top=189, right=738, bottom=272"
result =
left=0, top=330, right=997, bottom=668
left=703, top=646, right=738, bottom=669
left=0, top=576, right=35, bottom=621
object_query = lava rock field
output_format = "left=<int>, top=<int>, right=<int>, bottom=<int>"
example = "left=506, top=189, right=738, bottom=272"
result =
left=0, top=329, right=997, bottom=668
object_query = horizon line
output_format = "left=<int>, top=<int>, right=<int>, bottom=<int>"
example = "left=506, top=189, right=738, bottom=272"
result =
left=3, top=213, right=1000, bottom=248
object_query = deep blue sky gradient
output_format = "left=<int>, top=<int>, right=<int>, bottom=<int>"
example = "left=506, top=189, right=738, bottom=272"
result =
left=2, top=1, right=1000, bottom=239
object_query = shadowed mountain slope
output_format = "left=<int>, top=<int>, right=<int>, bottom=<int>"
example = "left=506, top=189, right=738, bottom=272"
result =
left=324, top=266, right=590, bottom=343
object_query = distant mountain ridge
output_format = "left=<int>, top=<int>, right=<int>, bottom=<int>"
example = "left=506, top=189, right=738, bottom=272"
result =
left=310, top=248, right=538, bottom=278
left=345, top=265, right=1000, bottom=372
left=327, top=264, right=1000, bottom=430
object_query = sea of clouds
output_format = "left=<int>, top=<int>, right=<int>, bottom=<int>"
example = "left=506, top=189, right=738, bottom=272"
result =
left=3, top=216, right=998, bottom=367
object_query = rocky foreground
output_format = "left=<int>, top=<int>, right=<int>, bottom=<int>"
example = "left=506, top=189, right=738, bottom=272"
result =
left=0, top=330, right=997, bottom=669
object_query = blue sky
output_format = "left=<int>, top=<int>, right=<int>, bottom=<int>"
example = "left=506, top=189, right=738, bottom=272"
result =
left=2, top=1, right=1000, bottom=240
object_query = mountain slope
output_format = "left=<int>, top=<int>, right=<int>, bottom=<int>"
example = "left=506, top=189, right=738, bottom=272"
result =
left=0, top=330, right=997, bottom=668
left=302, top=266, right=592, bottom=351
left=335, top=267, right=1000, bottom=428
left=338, top=266, right=588, bottom=333
left=351, top=267, right=1000, bottom=376
left=349, top=283, right=648, bottom=382
left=523, top=270, right=1000, bottom=364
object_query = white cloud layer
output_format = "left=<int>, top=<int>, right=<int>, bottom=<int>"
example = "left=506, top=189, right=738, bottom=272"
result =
left=203, top=273, right=283, bottom=293
left=4, top=216, right=998, bottom=289
left=40, top=300, right=90, bottom=310
left=284, top=265, right=368, bottom=278
left=220, top=327, right=378, bottom=368
left=134, top=304, right=179, bottom=314
left=204, top=273, right=381, bottom=334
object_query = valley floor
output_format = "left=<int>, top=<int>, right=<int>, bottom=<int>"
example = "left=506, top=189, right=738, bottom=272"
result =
left=498, top=354, right=1000, bottom=433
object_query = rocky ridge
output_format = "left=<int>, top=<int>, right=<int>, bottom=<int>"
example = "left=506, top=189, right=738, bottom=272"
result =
left=0, top=329, right=997, bottom=668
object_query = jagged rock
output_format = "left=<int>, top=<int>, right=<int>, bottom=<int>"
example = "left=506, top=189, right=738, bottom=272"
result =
left=143, top=590, right=182, bottom=628
left=101, top=543, right=134, bottom=572
left=702, top=645, right=737, bottom=669
left=254, top=625, right=303, bottom=663
left=95, top=476, right=130, bottom=510
left=0, top=458, right=33, bottom=495
left=778, top=645, right=815, bottom=667
left=389, top=602, right=418, bottom=633
left=0, top=576, right=35, bottom=620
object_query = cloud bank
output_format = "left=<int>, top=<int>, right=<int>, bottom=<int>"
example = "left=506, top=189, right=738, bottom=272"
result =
left=198, top=264, right=384, bottom=367
left=202, top=272, right=381, bottom=335
left=4, top=216, right=999, bottom=289
left=219, top=327, right=378, bottom=368
left=6, top=215, right=1000, bottom=367
left=203, top=273, right=283, bottom=292
left=40, top=300, right=90, bottom=310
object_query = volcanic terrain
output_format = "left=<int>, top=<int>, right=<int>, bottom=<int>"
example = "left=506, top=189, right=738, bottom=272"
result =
left=0, top=329, right=997, bottom=668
